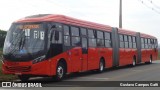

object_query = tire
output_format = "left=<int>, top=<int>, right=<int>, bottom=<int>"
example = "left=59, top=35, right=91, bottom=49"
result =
left=146, top=57, right=152, bottom=64
left=149, top=58, right=152, bottom=64
left=98, top=60, right=105, bottom=73
left=132, top=58, right=136, bottom=67
left=54, top=62, right=66, bottom=81
left=18, top=75, right=30, bottom=82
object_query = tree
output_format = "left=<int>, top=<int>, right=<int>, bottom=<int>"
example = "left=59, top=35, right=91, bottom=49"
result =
left=0, top=29, right=7, bottom=48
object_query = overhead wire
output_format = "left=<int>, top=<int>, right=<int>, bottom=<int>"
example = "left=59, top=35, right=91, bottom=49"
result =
left=138, top=0, right=160, bottom=14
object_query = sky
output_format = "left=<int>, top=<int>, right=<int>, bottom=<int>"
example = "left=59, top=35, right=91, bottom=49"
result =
left=0, top=0, right=160, bottom=42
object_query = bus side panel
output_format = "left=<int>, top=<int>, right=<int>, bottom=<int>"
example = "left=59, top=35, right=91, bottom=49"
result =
left=124, top=49, right=132, bottom=65
left=70, top=47, right=82, bottom=72
left=141, top=49, right=146, bottom=62
left=88, top=47, right=99, bottom=70
left=103, top=48, right=113, bottom=68
left=152, top=49, right=158, bottom=60
left=119, top=48, right=125, bottom=66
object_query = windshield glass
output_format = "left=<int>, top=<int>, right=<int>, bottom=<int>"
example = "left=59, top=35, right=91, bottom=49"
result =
left=3, top=23, right=47, bottom=61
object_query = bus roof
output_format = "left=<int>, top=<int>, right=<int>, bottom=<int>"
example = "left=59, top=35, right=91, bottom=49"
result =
left=15, top=14, right=112, bottom=32
left=140, top=33, right=157, bottom=39
left=118, top=28, right=137, bottom=36
left=15, top=14, right=156, bottom=39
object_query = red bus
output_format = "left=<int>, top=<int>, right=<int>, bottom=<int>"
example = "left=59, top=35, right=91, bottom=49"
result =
left=2, top=14, right=158, bottom=81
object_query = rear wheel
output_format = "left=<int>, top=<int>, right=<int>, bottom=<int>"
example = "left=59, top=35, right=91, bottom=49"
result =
left=98, top=59, right=105, bottom=73
left=18, top=75, right=30, bottom=82
left=149, top=58, right=152, bottom=64
left=145, top=57, right=152, bottom=64
left=132, top=58, right=136, bottom=67
left=54, top=62, right=66, bottom=81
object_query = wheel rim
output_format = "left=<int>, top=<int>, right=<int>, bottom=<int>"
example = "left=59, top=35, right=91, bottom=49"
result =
left=133, top=60, right=135, bottom=66
left=100, top=62, right=104, bottom=71
left=57, top=66, right=63, bottom=79
left=150, top=58, right=152, bottom=63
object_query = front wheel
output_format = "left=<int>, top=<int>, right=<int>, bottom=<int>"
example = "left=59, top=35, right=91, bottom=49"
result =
left=18, top=75, right=30, bottom=82
left=54, top=62, right=66, bottom=81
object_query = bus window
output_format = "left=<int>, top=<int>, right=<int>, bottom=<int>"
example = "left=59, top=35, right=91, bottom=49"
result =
left=119, top=34, right=124, bottom=48
left=88, top=29, right=95, bottom=38
left=89, top=38, right=96, bottom=47
left=63, top=25, right=70, bottom=35
left=124, top=35, right=128, bottom=42
left=97, top=31, right=104, bottom=39
left=105, top=32, right=111, bottom=40
left=81, top=28, right=87, bottom=36
left=64, top=36, right=70, bottom=46
left=71, top=27, right=79, bottom=36
left=105, top=40, right=111, bottom=47
left=72, top=37, right=81, bottom=46
left=97, top=39, right=104, bottom=47
left=119, top=35, right=124, bottom=41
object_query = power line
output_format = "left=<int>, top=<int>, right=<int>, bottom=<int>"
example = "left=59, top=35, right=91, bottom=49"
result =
left=138, top=0, right=160, bottom=14
left=148, top=0, right=160, bottom=10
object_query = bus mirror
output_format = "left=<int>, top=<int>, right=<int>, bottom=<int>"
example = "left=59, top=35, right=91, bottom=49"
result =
left=54, top=31, right=59, bottom=41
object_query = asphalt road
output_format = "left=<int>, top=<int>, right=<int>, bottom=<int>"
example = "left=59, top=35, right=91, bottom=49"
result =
left=1, top=60, right=160, bottom=90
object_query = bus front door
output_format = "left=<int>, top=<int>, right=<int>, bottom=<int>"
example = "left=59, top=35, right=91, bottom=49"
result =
left=81, top=37, right=88, bottom=71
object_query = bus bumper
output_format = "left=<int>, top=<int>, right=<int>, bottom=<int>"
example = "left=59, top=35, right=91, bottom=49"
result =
left=2, top=60, right=51, bottom=76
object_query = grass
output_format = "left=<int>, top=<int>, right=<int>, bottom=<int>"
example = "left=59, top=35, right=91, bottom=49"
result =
left=0, top=49, right=17, bottom=82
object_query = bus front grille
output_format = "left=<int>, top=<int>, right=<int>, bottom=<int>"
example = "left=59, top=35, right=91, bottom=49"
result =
left=5, top=66, right=31, bottom=72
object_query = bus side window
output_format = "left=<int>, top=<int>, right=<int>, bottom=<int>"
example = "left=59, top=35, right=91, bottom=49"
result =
left=132, top=36, right=136, bottom=49
left=71, top=26, right=81, bottom=46
left=63, top=25, right=70, bottom=35
left=119, top=34, right=124, bottom=48
left=141, top=38, right=144, bottom=49
left=63, top=25, right=71, bottom=46
left=124, top=35, right=128, bottom=48
left=128, top=36, right=132, bottom=48
left=97, top=31, right=104, bottom=47
left=81, top=28, right=87, bottom=36
left=145, top=38, right=148, bottom=49
left=104, top=32, right=111, bottom=47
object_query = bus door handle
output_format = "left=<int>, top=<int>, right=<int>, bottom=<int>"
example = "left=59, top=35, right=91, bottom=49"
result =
left=80, top=58, right=83, bottom=60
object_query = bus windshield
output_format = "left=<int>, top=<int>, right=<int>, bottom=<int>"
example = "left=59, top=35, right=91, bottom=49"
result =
left=3, top=23, right=47, bottom=61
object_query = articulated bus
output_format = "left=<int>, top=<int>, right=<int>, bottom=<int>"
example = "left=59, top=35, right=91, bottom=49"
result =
left=2, top=14, right=158, bottom=81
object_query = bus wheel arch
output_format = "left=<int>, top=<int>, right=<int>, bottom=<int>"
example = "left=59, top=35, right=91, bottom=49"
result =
left=58, top=58, right=67, bottom=73
left=54, top=58, right=67, bottom=81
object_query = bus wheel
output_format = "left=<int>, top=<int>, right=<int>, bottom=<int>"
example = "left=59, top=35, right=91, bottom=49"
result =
left=146, top=57, right=152, bottom=64
left=98, top=59, right=104, bottom=73
left=149, top=58, right=152, bottom=64
left=132, top=58, right=136, bottom=67
left=54, top=62, right=65, bottom=81
left=18, top=75, right=29, bottom=82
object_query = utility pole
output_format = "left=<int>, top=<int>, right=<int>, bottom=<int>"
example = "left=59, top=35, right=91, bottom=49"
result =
left=119, top=0, right=122, bottom=28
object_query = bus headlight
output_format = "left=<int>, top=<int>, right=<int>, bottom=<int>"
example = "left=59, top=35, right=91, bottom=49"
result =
left=32, top=55, right=46, bottom=64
